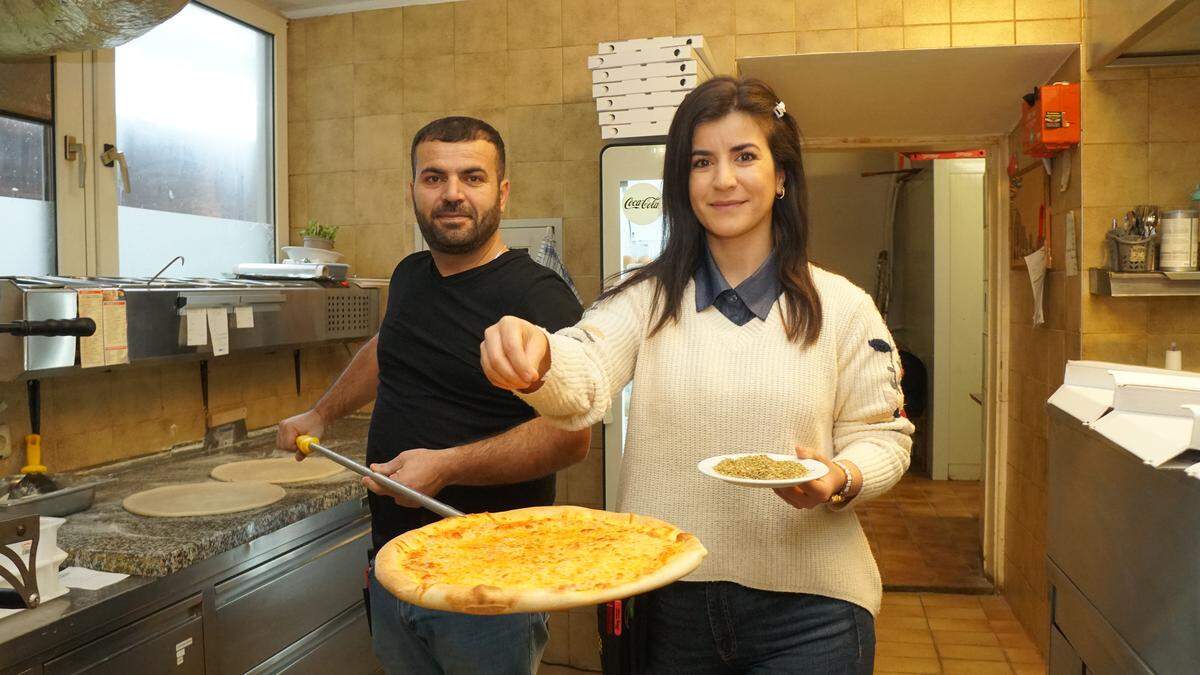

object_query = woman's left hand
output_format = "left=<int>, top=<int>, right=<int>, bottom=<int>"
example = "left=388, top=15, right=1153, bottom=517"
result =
left=773, top=445, right=847, bottom=510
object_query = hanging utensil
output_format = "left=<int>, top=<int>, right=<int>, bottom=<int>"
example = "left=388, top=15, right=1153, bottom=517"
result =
left=294, top=436, right=463, bottom=519
left=10, top=380, right=57, bottom=499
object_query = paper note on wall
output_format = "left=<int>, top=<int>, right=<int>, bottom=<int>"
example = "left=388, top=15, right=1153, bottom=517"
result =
left=207, top=307, right=230, bottom=357
left=77, top=289, right=105, bottom=368
left=185, top=307, right=207, bottom=346
left=102, top=289, right=130, bottom=365
left=1025, top=246, right=1047, bottom=326
left=234, top=305, right=254, bottom=328
left=1065, top=210, right=1079, bottom=277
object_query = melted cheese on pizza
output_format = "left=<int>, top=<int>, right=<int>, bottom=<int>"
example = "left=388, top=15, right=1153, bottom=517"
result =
left=392, top=514, right=685, bottom=592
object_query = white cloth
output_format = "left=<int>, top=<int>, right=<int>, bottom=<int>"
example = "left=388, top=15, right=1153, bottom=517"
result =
left=519, top=265, right=913, bottom=615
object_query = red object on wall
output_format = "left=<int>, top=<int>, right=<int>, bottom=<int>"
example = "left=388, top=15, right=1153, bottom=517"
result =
left=1020, top=82, right=1080, bottom=158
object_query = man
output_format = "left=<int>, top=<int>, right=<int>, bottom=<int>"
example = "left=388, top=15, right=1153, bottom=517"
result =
left=277, top=117, right=588, bottom=674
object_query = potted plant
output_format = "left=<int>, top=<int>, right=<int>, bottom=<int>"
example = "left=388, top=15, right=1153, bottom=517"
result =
left=302, top=219, right=339, bottom=250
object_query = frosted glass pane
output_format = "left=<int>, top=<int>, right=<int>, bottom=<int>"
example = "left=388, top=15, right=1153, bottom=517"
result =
left=115, top=3, right=274, bottom=276
left=0, top=114, right=55, bottom=275
left=117, top=206, right=274, bottom=278
left=0, top=197, right=55, bottom=275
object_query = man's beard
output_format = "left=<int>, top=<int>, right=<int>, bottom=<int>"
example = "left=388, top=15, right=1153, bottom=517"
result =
left=415, top=198, right=502, bottom=255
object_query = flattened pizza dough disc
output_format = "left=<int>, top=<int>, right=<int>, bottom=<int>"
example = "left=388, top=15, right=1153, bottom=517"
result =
left=123, top=481, right=286, bottom=517
left=210, top=457, right=344, bottom=484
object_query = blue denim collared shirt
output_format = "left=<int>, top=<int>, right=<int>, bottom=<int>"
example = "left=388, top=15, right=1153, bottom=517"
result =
left=694, top=245, right=782, bottom=326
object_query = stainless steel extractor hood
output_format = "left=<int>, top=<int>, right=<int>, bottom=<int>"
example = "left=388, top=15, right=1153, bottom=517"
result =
left=1087, top=0, right=1200, bottom=68
left=0, top=0, right=188, bottom=59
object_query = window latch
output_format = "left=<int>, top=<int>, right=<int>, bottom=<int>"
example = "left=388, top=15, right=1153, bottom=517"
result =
left=100, top=143, right=132, bottom=194
left=63, top=135, right=85, bottom=189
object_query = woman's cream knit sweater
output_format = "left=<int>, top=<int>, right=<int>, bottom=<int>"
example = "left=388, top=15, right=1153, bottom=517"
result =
left=519, top=265, right=914, bottom=615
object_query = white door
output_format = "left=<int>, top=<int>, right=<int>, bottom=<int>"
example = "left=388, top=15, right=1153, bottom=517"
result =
left=933, top=158, right=985, bottom=480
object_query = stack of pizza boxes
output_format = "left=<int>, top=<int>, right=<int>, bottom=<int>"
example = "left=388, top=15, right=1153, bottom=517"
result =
left=591, top=35, right=717, bottom=140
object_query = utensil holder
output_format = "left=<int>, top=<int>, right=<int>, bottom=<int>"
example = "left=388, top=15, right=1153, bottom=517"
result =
left=1107, top=231, right=1157, bottom=272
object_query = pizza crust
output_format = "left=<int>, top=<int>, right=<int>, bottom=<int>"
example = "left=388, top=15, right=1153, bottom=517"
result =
left=374, top=505, right=707, bottom=615
left=123, top=481, right=287, bottom=517
left=210, top=457, right=345, bottom=484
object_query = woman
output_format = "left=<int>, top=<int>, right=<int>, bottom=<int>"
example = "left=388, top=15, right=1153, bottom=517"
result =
left=481, top=77, right=913, bottom=674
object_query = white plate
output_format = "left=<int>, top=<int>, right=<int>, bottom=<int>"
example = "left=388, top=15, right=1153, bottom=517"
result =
left=282, top=246, right=344, bottom=263
left=697, top=453, right=829, bottom=488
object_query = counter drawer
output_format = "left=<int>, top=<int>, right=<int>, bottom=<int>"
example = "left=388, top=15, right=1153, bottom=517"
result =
left=214, top=520, right=369, bottom=674
left=246, top=602, right=376, bottom=674
left=43, top=594, right=204, bottom=675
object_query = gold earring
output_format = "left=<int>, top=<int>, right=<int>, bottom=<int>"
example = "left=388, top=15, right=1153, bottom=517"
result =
left=775, top=186, right=786, bottom=200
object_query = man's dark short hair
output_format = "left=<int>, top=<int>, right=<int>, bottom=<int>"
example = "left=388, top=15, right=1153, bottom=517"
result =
left=410, top=116, right=506, bottom=179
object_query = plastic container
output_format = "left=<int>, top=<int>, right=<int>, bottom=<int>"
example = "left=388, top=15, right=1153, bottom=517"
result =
left=1107, top=230, right=1157, bottom=272
left=0, top=549, right=68, bottom=604
left=1158, top=209, right=1199, bottom=272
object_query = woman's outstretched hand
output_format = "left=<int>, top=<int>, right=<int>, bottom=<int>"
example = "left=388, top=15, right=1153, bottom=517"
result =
left=481, top=315, right=552, bottom=392
left=774, top=445, right=849, bottom=510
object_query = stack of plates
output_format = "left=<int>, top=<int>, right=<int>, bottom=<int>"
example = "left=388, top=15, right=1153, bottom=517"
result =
left=590, top=35, right=717, bottom=140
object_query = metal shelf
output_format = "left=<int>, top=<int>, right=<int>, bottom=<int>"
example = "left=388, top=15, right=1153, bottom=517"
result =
left=1089, top=268, right=1200, bottom=296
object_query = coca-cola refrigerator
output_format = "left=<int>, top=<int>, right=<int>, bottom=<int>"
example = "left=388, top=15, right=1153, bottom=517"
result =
left=599, top=141, right=666, bottom=509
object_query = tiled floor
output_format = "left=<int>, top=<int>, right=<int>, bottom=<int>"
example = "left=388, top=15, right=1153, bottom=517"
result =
left=860, top=475, right=992, bottom=592
left=875, top=592, right=1046, bottom=674
left=540, top=592, right=1047, bottom=674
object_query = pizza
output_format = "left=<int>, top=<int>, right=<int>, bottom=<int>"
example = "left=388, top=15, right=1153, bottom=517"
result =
left=373, top=505, right=707, bottom=615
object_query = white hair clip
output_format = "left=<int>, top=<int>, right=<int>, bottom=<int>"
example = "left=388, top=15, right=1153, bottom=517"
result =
left=773, top=101, right=786, bottom=118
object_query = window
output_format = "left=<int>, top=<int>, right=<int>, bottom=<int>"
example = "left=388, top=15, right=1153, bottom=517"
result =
left=113, top=2, right=275, bottom=277
left=0, top=59, right=57, bottom=276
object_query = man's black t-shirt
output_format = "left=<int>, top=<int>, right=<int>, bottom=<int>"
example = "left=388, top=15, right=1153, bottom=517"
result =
left=367, top=249, right=583, bottom=551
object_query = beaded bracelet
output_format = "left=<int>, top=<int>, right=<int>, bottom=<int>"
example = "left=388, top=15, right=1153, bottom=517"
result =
left=828, top=460, right=854, bottom=505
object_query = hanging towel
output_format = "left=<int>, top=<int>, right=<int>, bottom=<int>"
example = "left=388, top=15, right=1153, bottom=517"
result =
left=534, top=229, right=581, bottom=302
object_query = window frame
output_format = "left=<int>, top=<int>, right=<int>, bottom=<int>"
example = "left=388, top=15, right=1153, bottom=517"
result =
left=85, top=0, right=289, bottom=277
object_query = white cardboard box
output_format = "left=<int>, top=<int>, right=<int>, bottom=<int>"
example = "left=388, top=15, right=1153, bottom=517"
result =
left=593, top=73, right=703, bottom=98
left=601, top=119, right=672, bottom=139
left=587, top=45, right=697, bottom=70
left=595, top=90, right=689, bottom=112
left=599, top=106, right=678, bottom=125
left=597, top=35, right=715, bottom=73
left=592, top=59, right=699, bottom=84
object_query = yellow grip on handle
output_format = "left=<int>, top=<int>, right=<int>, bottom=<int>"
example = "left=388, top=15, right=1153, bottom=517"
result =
left=22, top=434, right=46, bottom=474
left=295, top=435, right=319, bottom=455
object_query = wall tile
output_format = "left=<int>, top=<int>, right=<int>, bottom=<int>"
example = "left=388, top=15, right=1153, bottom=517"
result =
left=455, top=52, right=507, bottom=109
left=307, top=65, right=355, bottom=120
left=904, top=24, right=951, bottom=48
left=563, top=0, right=620, bottom=46
left=404, top=2, right=456, bottom=56
left=1149, top=77, right=1200, bottom=142
left=859, top=26, right=904, bottom=51
left=706, top=34, right=737, bottom=74
left=507, top=161, right=564, bottom=218
left=1147, top=297, right=1200, bottom=334
left=618, top=0, right=675, bottom=39
left=1149, top=141, right=1200, bottom=206
left=1081, top=292, right=1146, bottom=335
left=289, top=121, right=310, bottom=175
left=354, top=115, right=406, bottom=171
left=903, top=0, right=951, bottom=24
left=510, top=0, right=562, bottom=49
left=564, top=215, right=601, bottom=275
left=306, top=171, right=356, bottom=226
left=288, top=174, right=308, bottom=229
left=1148, top=65, right=1200, bottom=79
left=562, top=102, right=604, bottom=161
left=1080, top=143, right=1149, bottom=207
left=735, top=32, right=796, bottom=58
left=509, top=105, right=565, bottom=162
left=1015, top=0, right=1079, bottom=20
left=1081, top=332, right=1151, bottom=365
left=403, top=56, right=456, bottom=112
left=353, top=8, right=404, bottom=63
left=455, top=0, right=507, bottom=53
left=308, top=118, right=355, bottom=173
left=562, top=161, right=599, bottom=219
left=507, top=48, right=564, bottom=106
left=796, top=28, right=858, bottom=53
left=951, top=0, right=1014, bottom=23
left=562, top=45, right=594, bottom=103
left=287, top=69, right=307, bottom=123
left=354, top=61, right=404, bottom=117
left=1081, top=79, right=1148, bottom=143
left=355, top=170, right=408, bottom=224
left=736, top=0, right=794, bottom=34
left=287, top=19, right=308, bottom=72
left=676, top=0, right=735, bottom=35
left=358, top=223, right=411, bottom=278
left=858, top=0, right=904, bottom=27
left=1015, top=18, right=1080, bottom=44
left=309, top=14, right=354, bottom=66
left=795, top=0, right=856, bottom=30
left=951, top=21, right=1015, bottom=46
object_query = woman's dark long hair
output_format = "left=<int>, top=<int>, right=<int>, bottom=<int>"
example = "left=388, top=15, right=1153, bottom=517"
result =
left=598, top=76, right=823, bottom=345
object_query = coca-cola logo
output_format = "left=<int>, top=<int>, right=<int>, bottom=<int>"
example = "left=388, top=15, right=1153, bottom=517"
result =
left=622, top=182, right=662, bottom=225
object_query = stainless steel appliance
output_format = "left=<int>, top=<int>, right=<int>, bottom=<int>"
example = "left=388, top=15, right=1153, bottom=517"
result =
left=0, top=275, right=380, bottom=381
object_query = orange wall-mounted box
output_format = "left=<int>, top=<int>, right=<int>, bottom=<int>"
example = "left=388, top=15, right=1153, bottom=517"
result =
left=1020, top=82, right=1080, bottom=158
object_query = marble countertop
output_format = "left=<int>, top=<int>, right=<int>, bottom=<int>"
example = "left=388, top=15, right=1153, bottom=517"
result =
left=58, top=418, right=371, bottom=577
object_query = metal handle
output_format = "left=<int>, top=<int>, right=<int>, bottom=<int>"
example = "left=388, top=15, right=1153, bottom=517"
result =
left=0, top=318, right=97, bottom=337
left=64, top=135, right=86, bottom=188
left=101, top=143, right=132, bottom=194
left=295, top=436, right=463, bottom=518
